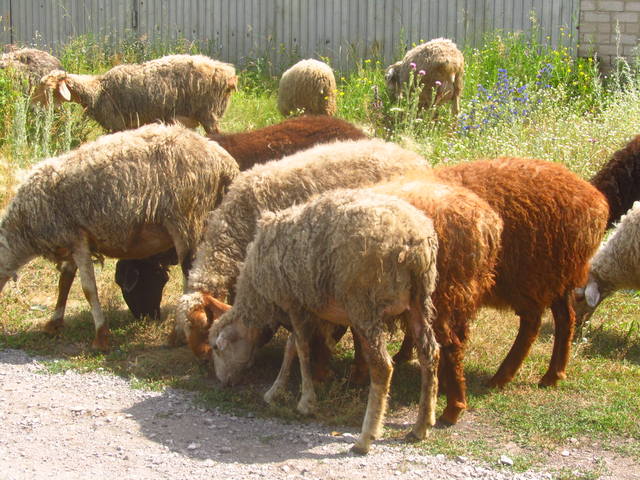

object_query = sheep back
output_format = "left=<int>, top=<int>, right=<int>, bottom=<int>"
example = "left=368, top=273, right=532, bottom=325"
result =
left=590, top=134, right=640, bottom=228
left=0, top=123, right=239, bottom=265
left=370, top=175, right=503, bottom=343
left=233, top=189, right=439, bottom=341
left=209, top=115, right=367, bottom=169
left=186, top=138, right=429, bottom=300
left=277, top=59, right=337, bottom=117
left=435, top=157, right=609, bottom=312
left=0, top=47, right=62, bottom=86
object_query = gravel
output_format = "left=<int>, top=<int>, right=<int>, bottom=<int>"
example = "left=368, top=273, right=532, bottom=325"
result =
left=0, top=348, right=589, bottom=480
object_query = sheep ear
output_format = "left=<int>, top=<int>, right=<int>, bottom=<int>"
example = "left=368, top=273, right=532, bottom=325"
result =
left=228, top=75, right=239, bottom=91
left=58, top=79, right=71, bottom=101
left=216, top=334, right=229, bottom=351
left=585, top=281, right=601, bottom=308
left=385, top=67, right=396, bottom=81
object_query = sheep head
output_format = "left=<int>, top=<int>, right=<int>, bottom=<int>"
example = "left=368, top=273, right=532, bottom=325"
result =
left=210, top=310, right=262, bottom=386
left=33, top=70, right=71, bottom=106
left=385, top=61, right=403, bottom=100
left=0, top=233, right=18, bottom=293
left=574, top=273, right=612, bottom=326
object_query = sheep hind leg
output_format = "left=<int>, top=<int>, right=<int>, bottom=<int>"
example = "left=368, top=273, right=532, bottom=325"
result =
left=539, top=293, right=575, bottom=387
left=404, top=300, right=440, bottom=441
left=72, top=238, right=109, bottom=351
left=43, top=260, right=77, bottom=334
left=350, top=328, right=370, bottom=385
left=351, top=327, right=393, bottom=455
left=488, top=310, right=542, bottom=388
left=290, top=312, right=318, bottom=415
left=264, top=333, right=297, bottom=405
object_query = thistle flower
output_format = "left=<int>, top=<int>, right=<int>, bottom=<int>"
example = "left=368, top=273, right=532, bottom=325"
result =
left=435, top=80, right=442, bottom=86
left=410, top=62, right=417, bottom=69
left=418, top=70, right=426, bottom=76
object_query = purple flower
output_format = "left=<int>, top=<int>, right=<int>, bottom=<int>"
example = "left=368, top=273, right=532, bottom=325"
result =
left=418, top=70, right=426, bottom=76
left=410, top=62, right=417, bottom=69
left=434, top=80, right=442, bottom=86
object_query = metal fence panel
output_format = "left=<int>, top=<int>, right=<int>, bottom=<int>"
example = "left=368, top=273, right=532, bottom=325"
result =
left=1, top=0, right=580, bottom=71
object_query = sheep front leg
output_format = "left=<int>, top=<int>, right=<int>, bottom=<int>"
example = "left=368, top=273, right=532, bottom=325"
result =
left=264, top=333, right=297, bottom=405
left=489, top=311, right=542, bottom=388
left=352, top=327, right=393, bottom=455
left=293, top=323, right=317, bottom=416
left=72, top=237, right=108, bottom=351
left=404, top=301, right=439, bottom=441
left=540, top=293, right=575, bottom=387
left=44, top=260, right=77, bottom=334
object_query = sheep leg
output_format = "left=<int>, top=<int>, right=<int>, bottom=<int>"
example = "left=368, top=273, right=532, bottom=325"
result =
left=488, top=311, right=542, bottom=388
left=539, top=293, right=575, bottom=387
left=264, top=333, right=297, bottom=405
left=352, top=328, right=393, bottom=455
left=72, top=237, right=109, bottom=351
left=437, top=341, right=466, bottom=426
left=290, top=313, right=317, bottom=415
left=350, top=328, right=370, bottom=385
left=405, top=302, right=440, bottom=441
left=392, top=326, right=415, bottom=364
left=43, top=261, right=77, bottom=334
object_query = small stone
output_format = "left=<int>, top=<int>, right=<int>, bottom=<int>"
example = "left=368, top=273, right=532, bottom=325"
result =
left=569, top=437, right=578, bottom=444
left=499, top=455, right=514, bottom=466
left=203, top=459, right=215, bottom=467
left=455, top=455, right=467, bottom=463
left=435, top=454, right=445, bottom=461
left=281, top=465, right=291, bottom=473
left=561, top=450, right=571, bottom=457
left=187, top=443, right=200, bottom=450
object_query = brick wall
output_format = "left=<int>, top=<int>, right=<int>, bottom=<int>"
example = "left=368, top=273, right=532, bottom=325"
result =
left=579, top=0, right=640, bottom=68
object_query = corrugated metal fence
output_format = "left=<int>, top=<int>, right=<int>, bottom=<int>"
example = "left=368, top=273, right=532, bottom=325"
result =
left=0, top=0, right=580, bottom=71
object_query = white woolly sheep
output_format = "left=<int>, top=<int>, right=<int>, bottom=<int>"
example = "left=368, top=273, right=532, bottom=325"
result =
left=33, top=54, right=237, bottom=133
left=0, top=47, right=63, bottom=87
left=575, top=201, right=640, bottom=323
left=209, top=189, right=440, bottom=454
left=175, top=138, right=429, bottom=361
left=277, top=59, right=337, bottom=117
left=385, top=38, right=464, bottom=115
left=0, top=123, right=239, bottom=350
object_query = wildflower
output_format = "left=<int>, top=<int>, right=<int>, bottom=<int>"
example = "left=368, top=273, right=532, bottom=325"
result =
left=418, top=70, right=426, bottom=76
left=435, top=80, right=442, bottom=86
left=410, top=62, right=417, bottom=69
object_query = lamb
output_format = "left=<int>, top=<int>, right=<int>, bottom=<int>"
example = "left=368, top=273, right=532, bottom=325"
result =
left=575, top=202, right=640, bottom=324
left=115, top=115, right=368, bottom=320
left=434, top=157, right=609, bottom=389
left=0, top=47, right=63, bottom=87
left=0, top=123, right=239, bottom=350
left=33, top=54, right=237, bottom=134
left=277, top=59, right=337, bottom=117
left=175, top=138, right=429, bottom=360
left=590, top=134, right=640, bottom=229
left=209, top=189, right=440, bottom=454
left=385, top=38, right=465, bottom=115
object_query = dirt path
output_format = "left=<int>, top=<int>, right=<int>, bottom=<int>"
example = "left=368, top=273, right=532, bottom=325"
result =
left=0, top=348, right=633, bottom=480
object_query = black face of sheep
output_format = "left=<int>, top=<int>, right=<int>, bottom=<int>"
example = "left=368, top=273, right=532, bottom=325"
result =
left=384, top=62, right=402, bottom=100
left=114, top=259, right=170, bottom=320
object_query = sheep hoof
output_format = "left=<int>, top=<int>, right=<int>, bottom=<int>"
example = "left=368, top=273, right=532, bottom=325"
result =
left=91, top=327, right=110, bottom=352
left=486, top=375, right=509, bottom=389
left=296, top=398, right=316, bottom=416
left=350, top=443, right=370, bottom=455
left=405, top=430, right=424, bottom=443
left=538, top=372, right=564, bottom=388
left=43, top=319, right=64, bottom=335
left=439, top=405, right=464, bottom=425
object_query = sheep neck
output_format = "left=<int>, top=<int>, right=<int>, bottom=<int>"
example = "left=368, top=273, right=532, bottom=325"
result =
left=65, top=73, right=103, bottom=108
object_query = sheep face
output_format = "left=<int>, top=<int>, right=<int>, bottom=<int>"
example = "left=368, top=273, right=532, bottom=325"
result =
left=0, top=238, right=18, bottom=293
left=210, top=314, right=259, bottom=386
left=33, top=70, right=70, bottom=106
left=574, top=274, right=612, bottom=325
left=385, top=62, right=402, bottom=100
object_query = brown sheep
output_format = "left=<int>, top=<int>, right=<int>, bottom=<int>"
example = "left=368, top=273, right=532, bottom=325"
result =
left=434, top=157, right=608, bottom=390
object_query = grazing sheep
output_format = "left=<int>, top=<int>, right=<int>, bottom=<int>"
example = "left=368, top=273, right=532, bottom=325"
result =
left=575, top=202, right=640, bottom=324
left=277, top=59, right=337, bottom=117
left=209, top=190, right=440, bottom=454
left=116, top=115, right=368, bottom=320
left=590, top=134, right=640, bottom=229
left=0, top=47, right=63, bottom=87
left=434, top=157, right=608, bottom=389
left=0, top=123, right=239, bottom=350
left=385, top=38, right=464, bottom=115
left=345, top=175, right=502, bottom=425
left=175, top=138, right=429, bottom=361
left=33, top=54, right=237, bottom=133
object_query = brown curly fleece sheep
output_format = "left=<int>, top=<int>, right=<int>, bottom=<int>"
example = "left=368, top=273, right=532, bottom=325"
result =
left=434, top=157, right=608, bottom=389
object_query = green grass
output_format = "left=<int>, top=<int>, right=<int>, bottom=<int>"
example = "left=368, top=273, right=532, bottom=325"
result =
left=1, top=31, right=640, bottom=474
